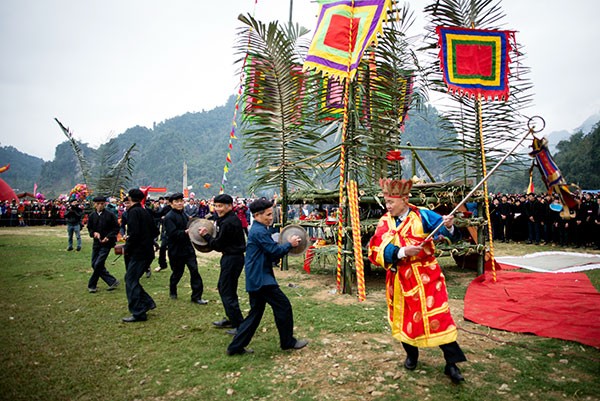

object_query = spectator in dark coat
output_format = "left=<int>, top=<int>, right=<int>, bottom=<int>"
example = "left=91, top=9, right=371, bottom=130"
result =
left=65, top=199, right=83, bottom=251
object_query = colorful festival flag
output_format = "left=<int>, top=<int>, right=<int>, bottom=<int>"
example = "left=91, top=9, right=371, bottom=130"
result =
left=244, top=56, right=268, bottom=113
left=369, top=73, right=413, bottom=126
left=244, top=56, right=306, bottom=124
left=436, top=26, right=514, bottom=100
left=526, top=172, right=535, bottom=194
left=319, top=75, right=345, bottom=120
left=304, top=0, right=392, bottom=81
left=529, top=137, right=579, bottom=210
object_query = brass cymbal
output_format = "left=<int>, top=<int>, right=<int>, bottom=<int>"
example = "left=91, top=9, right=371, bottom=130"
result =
left=279, top=224, right=309, bottom=256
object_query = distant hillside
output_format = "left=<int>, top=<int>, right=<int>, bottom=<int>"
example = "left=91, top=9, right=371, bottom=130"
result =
left=546, top=129, right=571, bottom=153
left=37, top=141, right=96, bottom=197
left=0, top=146, right=44, bottom=194
left=108, top=96, right=251, bottom=199
left=35, top=96, right=252, bottom=199
left=546, top=112, right=600, bottom=153
left=5, top=102, right=599, bottom=199
left=576, top=112, right=600, bottom=134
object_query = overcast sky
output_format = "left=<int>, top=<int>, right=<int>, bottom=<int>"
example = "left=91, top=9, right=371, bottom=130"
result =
left=1, top=0, right=598, bottom=161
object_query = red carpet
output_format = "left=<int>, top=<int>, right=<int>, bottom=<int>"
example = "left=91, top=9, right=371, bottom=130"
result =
left=464, top=271, right=600, bottom=348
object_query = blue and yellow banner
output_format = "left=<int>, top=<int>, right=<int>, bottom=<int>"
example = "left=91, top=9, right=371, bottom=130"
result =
left=436, top=26, right=514, bottom=100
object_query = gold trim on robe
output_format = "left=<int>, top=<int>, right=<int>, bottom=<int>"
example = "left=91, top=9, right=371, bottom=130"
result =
left=368, top=207, right=458, bottom=347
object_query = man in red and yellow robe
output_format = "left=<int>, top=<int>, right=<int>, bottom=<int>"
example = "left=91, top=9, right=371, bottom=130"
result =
left=369, top=178, right=467, bottom=384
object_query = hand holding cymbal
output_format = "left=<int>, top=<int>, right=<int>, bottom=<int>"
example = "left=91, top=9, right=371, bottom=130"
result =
left=289, top=235, right=302, bottom=247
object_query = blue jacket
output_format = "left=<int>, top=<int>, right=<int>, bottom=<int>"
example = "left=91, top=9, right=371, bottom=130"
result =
left=244, top=221, right=292, bottom=292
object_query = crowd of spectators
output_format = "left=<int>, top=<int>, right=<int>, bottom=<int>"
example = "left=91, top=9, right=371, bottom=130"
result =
left=489, top=192, right=600, bottom=249
left=0, top=196, right=253, bottom=229
left=3, top=191, right=599, bottom=251
left=0, top=198, right=77, bottom=227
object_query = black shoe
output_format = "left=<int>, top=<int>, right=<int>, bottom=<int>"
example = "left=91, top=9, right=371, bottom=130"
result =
left=292, top=339, right=308, bottom=350
left=444, top=364, right=465, bottom=384
left=87, top=287, right=98, bottom=293
left=212, top=318, right=233, bottom=328
left=404, top=356, right=418, bottom=370
left=226, top=328, right=238, bottom=336
left=122, top=315, right=147, bottom=323
left=170, top=293, right=177, bottom=300
left=283, top=339, right=309, bottom=350
left=67, top=247, right=73, bottom=251
left=191, top=299, right=208, bottom=305
left=76, top=247, right=81, bottom=251
left=226, top=348, right=254, bottom=356
left=107, top=280, right=120, bottom=291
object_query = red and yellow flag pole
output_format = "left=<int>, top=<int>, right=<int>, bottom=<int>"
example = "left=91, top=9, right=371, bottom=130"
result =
left=334, top=0, right=356, bottom=293
left=348, top=180, right=366, bottom=301
left=334, top=80, right=349, bottom=292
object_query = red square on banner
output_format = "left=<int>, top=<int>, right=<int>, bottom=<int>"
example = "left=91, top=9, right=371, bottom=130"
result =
left=323, top=14, right=360, bottom=52
left=455, top=43, right=493, bottom=77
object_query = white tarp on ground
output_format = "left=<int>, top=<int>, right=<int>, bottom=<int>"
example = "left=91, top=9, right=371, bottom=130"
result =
left=496, top=251, right=600, bottom=273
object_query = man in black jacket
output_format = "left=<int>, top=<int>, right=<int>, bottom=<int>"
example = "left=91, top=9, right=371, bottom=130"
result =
left=87, top=196, right=120, bottom=293
left=122, top=189, right=159, bottom=322
left=199, top=194, right=246, bottom=334
left=524, top=193, right=541, bottom=244
left=164, top=192, right=207, bottom=305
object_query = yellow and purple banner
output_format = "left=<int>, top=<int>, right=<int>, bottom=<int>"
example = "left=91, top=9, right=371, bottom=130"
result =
left=304, top=0, right=392, bottom=81
left=436, top=26, right=514, bottom=100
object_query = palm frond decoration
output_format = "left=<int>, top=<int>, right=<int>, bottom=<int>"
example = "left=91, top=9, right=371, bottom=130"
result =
left=54, top=118, right=137, bottom=198
left=54, top=117, right=91, bottom=185
left=94, top=141, right=137, bottom=196
left=235, top=14, right=329, bottom=221
left=421, top=0, right=535, bottom=181
left=312, top=3, right=425, bottom=186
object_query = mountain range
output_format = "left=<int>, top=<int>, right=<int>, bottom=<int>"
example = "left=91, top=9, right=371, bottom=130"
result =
left=1, top=100, right=598, bottom=199
left=545, top=111, right=600, bottom=153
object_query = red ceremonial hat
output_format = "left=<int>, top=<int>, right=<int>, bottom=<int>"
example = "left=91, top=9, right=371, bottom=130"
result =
left=379, top=178, right=412, bottom=198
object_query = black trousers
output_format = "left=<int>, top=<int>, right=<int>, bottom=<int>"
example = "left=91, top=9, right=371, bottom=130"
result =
left=88, top=244, right=118, bottom=289
left=228, top=285, right=296, bottom=353
left=402, top=341, right=467, bottom=365
left=218, top=254, right=244, bottom=328
left=158, top=241, right=168, bottom=269
left=168, top=253, right=203, bottom=300
left=124, top=255, right=155, bottom=318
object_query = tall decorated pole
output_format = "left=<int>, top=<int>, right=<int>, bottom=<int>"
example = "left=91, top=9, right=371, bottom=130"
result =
left=433, top=13, right=519, bottom=280
left=304, top=0, right=392, bottom=296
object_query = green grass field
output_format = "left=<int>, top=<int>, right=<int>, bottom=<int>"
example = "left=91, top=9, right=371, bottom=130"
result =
left=0, top=226, right=598, bottom=401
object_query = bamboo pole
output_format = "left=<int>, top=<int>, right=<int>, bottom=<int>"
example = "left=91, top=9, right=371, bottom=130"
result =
left=422, top=117, right=544, bottom=244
